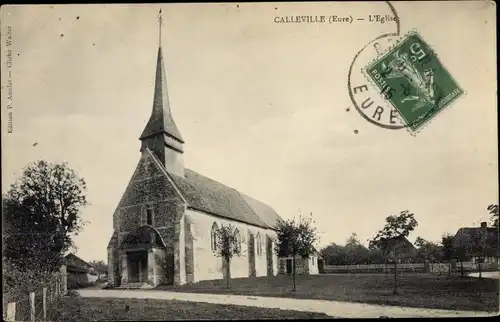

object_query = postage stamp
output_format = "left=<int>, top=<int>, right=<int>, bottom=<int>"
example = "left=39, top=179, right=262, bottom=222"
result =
left=364, top=31, right=464, bottom=133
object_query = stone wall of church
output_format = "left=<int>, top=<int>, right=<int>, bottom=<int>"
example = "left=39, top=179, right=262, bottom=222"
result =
left=107, top=150, right=186, bottom=286
left=185, top=209, right=279, bottom=283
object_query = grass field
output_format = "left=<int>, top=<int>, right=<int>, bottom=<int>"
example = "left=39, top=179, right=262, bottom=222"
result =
left=156, top=273, right=499, bottom=312
left=50, top=296, right=331, bottom=321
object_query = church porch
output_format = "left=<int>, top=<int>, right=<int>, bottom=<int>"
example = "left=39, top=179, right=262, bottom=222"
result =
left=118, top=226, right=168, bottom=288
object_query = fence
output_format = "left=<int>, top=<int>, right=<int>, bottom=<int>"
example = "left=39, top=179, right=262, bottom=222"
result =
left=323, top=263, right=426, bottom=274
left=322, top=261, right=499, bottom=274
left=3, top=266, right=67, bottom=322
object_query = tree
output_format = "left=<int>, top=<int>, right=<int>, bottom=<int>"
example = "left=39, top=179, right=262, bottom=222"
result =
left=452, top=236, right=469, bottom=277
left=469, top=228, right=488, bottom=278
left=369, top=210, right=418, bottom=294
left=274, top=213, right=318, bottom=292
left=487, top=204, right=499, bottom=228
left=441, top=234, right=455, bottom=276
left=415, top=237, right=442, bottom=262
left=3, top=161, right=88, bottom=273
left=89, top=260, right=108, bottom=278
left=213, top=223, right=241, bottom=288
left=320, top=242, right=347, bottom=265
left=345, top=233, right=370, bottom=265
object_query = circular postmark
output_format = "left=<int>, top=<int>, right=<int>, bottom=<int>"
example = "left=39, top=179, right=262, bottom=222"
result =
left=347, top=1, right=407, bottom=130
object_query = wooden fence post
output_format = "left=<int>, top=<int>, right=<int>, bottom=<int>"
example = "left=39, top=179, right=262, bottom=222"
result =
left=5, top=302, right=16, bottom=321
left=29, top=292, right=35, bottom=322
left=43, top=287, right=47, bottom=320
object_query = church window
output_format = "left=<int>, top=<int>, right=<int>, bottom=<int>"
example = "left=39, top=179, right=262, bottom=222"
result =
left=146, top=208, right=154, bottom=226
left=256, top=233, right=262, bottom=256
left=211, top=222, right=219, bottom=252
left=233, top=229, right=241, bottom=254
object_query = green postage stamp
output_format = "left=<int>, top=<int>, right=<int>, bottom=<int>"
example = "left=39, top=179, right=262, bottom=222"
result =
left=364, top=31, right=464, bottom=132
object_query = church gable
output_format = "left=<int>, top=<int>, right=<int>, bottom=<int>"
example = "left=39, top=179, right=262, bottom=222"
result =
left=113, top=149, right=185, bottom=234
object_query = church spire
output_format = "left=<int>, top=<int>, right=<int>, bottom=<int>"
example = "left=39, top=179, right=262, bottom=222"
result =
left=140, top=9, right=185, bottom=177
left=158, top=8, right=163, bottom=47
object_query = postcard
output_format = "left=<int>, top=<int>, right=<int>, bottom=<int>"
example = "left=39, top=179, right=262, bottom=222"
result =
left=1, top=2, right=497, bottom=320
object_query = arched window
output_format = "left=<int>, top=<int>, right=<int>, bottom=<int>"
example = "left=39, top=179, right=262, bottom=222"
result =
left=233, top=228, right=241, bottom=254
left=256, top=233, right=262, bottom=256
left=211, top=222, right=218, bottom=252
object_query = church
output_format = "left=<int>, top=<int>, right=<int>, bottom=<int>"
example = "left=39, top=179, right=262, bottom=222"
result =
left=106, top=12, right=288, bottom=287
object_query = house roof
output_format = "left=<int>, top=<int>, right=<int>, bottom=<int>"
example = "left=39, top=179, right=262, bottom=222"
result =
left=375, top=235, right=417, bottom=255
left=64, top=253, right=92, bottom=270
left=167, top=167, right=283, bottom=230
left=453, top=227, right=498, bottom=248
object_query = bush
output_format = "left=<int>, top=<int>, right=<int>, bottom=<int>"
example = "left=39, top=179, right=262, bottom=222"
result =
left=3, top=260, right=54, bottom=302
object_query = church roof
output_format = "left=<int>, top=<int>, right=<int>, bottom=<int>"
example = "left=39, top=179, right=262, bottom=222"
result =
left=140, top=47, right=184, bottom=143
left=167, top=168, right=283, bottom=230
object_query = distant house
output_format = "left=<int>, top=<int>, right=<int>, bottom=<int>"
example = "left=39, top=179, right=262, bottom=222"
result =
left=278, top=249, right=322, bottom=275
left=64, top=253, right=94, bottom=289
left=453, top=222, right=499, bottom=264
left=377, top=235, right=418, bottom=262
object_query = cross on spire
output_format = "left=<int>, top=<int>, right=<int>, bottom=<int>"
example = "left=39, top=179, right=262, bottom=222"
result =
left=158, top=9, right=163, bottom=46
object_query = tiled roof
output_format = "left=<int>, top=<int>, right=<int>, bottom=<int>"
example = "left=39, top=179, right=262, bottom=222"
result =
left=239, top=192, right=283, bottom=229
left=168, top=168, right=283, bottom=230
left=454, top=227, right=498, bottom=248
left=64, top=253, right=92, bottom=269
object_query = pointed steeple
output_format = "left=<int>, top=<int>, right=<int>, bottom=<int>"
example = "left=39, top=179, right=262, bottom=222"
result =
left=140, top=9, right=185, bottom=177
left=140, top=9, right=184, bottom=143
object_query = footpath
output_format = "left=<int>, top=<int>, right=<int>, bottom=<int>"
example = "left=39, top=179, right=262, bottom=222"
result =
left=78, top=289, right=495, bottom=318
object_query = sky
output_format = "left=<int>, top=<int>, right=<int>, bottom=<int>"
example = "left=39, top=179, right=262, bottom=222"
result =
left=1, top=2, right=497, bottom=263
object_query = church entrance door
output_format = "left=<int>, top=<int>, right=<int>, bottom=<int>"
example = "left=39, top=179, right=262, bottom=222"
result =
left=127, top=251, right=148, bottom=283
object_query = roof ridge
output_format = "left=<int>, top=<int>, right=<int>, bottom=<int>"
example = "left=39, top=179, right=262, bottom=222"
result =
left=187, top=168, right=277, bottom=212
left=109, top=154, right=148, bottom=221
left=236, top=190, right=270, bottom=229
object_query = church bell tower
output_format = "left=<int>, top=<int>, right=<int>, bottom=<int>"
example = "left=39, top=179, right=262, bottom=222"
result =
left=140, top=9, right=185, bottom=177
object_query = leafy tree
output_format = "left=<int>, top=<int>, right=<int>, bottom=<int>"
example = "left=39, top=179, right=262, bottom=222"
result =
left=469, top=229, right=487, bottom=278
left=320, top=242, right=347, bottom=265
left=415, top=237, right=442, bottom=262
left=345, top=233, right=370, bottom=264
left=452, top=235, right=469, bottom=277
left=275, top=213, right=318, bottom=292
left=369, top=210, right=418, bottom=294
left=441, top=234, right=455, bottom=276
left=213, top=223, right=241, bottom=288
left=487, top=204, right=499, bottom=228
left=3, top=161, right=88, bottom=273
